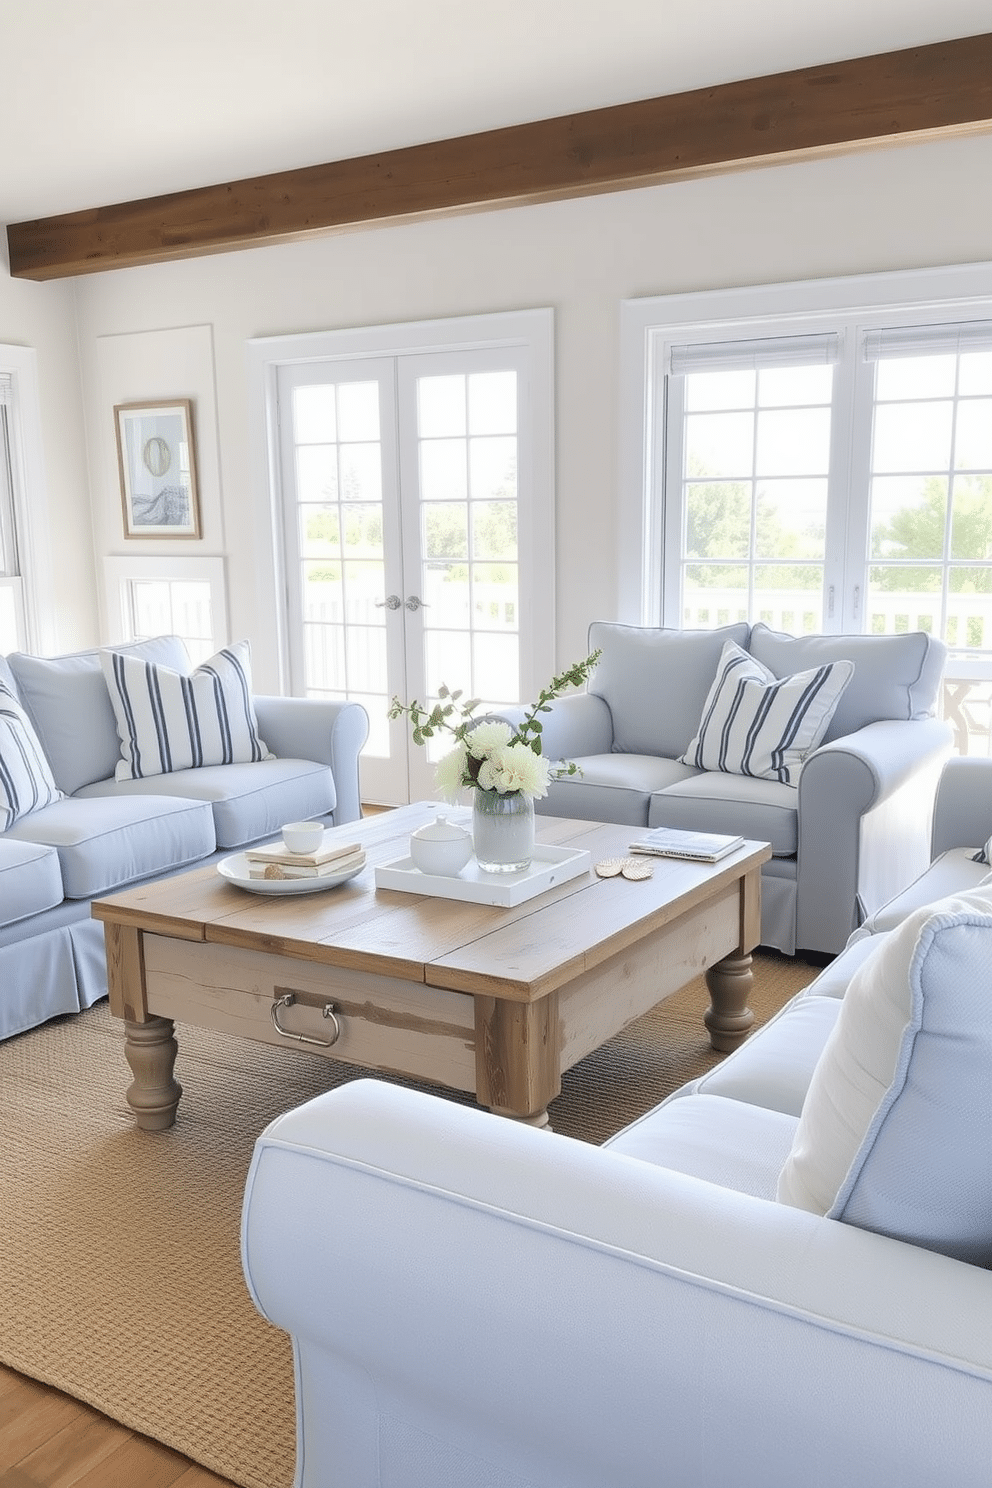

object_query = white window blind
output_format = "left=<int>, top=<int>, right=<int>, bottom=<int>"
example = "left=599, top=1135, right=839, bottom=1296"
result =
left=863, top=320, right=992, bottom=361
left=668, top=332, right=841, bottom=376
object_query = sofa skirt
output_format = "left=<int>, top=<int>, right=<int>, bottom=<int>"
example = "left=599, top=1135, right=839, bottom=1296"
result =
left=759, top=862, right=798, bottom=957
left=0, top=923, right=101, bottom=1041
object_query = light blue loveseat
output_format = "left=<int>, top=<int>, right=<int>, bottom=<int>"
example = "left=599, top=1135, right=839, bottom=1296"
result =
left=502, top=622, right=953, bottom=957
left=0, top=635, right=368, bottom=1041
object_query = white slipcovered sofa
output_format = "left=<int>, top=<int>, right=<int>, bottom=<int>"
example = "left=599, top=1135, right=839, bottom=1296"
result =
left=499, top=621, right=952, bottom=957
left=240, top=758, right=992, bottom=1488
left=0, top=635, right=368, bottom=1040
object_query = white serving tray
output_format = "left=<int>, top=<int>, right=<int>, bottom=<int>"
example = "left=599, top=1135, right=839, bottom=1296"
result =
left=375, top=844, right=592, bottom=906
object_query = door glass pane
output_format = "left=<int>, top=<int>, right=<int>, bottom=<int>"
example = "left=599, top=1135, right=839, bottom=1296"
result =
left=420, top=439, right=467, bottom=500
left=416, top=369, right=519, bottom=712
left=423, top=561, right=471, bottom=628
left=292, top=382, right=387, bottom=730
left=469, top=371, right=516, bottom=433
left=418, top=376, right=466, bottom=437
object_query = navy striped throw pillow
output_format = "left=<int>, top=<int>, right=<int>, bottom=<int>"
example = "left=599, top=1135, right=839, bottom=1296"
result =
left=100, top=640, right=272, bottom=782
left=680, top=640, right=854, bottom=786
left=0, top=681, right=64, bottom=829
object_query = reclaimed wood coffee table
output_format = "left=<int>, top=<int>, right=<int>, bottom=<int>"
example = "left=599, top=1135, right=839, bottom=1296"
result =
left=92, top=803, right=771, bottom=1131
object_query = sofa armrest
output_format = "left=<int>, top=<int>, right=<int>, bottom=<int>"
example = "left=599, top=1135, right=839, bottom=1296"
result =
left=931, top=756, right=992, bottom=857
left=253, top=695, right=369, bottom=825
left=795, top=718, right=953, bottom=953
left=243, top=1080, right=992, bottom=1488
left=492, top=692, right=615, bottom=763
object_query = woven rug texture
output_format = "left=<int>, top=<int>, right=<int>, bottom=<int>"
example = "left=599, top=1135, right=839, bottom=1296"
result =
left=0, top=952, right=816, bottom=1488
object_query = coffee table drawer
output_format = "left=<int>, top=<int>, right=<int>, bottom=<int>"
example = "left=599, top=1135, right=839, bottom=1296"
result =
left=141, top=935, right=478, bottom=1092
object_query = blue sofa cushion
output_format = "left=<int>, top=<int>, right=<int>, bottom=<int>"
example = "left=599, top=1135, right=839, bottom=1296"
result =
left=0, top=839, right=64, bottom=928
left=8, top=635, right=189, bottom=794
left=649, top=770, right=799, bottom=856
left=4, top=794, right=216, bottom=898
left=748, top=624, right=945, bottom=743
left=778, top=888, right=992, bottom=1264
left=77, top=757, right=337, bottom=850
left=588, top=621, right=750, bottom=760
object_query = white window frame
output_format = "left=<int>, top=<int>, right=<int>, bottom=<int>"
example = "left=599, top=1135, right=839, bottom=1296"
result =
left=247, top=309, right=556, bottom=700
left=0, top=345, right=56, bottom=654
left=103, top=555, right=229, bottom=658
left=619, top=260, right=992, bottom=641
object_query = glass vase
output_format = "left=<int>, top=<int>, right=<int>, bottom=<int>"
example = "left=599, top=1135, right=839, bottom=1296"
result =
left=472, top=789, right=535, bottom=873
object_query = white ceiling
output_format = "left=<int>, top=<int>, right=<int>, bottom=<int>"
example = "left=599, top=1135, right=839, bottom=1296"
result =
left=4, top=0, right=992, bottom=225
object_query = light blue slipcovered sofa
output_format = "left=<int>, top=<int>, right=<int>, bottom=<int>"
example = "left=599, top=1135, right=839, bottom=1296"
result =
left=500, top=622, right=953, bottom=957
left=241, top=767, right=992, bottom=1487
left=0, top=635, right=368, bottom=1041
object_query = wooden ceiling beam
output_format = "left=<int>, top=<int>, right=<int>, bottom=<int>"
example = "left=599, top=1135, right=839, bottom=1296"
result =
left=8, top=31, right=992, bottom=281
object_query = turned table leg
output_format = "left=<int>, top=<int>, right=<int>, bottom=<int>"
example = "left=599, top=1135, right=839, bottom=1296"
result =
left=703, top=953, right=755, bottom=1053
left=123, top=1016, right=183, bottom=1130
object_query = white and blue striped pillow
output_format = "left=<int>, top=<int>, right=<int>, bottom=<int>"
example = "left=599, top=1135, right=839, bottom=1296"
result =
left=100, top=640, right=272, bottom=782
left=680, top=640, right=854, bottom=786
left=0, top=681, right=63, bottom=829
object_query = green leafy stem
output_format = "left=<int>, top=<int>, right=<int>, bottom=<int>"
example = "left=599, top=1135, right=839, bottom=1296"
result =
left=388, top=649, right=602, bottom=780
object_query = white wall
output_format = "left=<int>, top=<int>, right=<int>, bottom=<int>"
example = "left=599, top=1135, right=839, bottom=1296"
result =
left=62, top=128, right=992, bottom=687
left=0, top=262, right=95, bottom=652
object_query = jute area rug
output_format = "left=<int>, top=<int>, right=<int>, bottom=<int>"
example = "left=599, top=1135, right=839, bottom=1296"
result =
left=0, top=951, right=816, bottom=1488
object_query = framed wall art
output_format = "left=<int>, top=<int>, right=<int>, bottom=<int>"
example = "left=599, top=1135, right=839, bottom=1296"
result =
left=114, top=399, right=201, bottom=538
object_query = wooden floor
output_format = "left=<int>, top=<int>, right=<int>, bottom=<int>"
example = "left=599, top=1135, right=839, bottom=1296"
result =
left=0, top=1364, right=238, bottom=1488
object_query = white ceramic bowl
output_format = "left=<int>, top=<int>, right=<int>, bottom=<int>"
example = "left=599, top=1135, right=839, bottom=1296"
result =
left=282, top=821, right=325, bottom=854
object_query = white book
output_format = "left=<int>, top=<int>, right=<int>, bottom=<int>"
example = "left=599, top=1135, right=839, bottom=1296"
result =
left=628, top=827, right=744, bottom=863
left=245, top=839, right=361, bottom=868
left=248, top=850, right=366, bottom=880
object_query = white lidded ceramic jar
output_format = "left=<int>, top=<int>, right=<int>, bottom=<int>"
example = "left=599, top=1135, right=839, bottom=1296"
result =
left=409, top=812, right=473, bottom=877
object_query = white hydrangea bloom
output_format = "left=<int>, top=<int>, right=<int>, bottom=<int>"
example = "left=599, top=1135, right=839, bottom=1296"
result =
left=434, top=744, right=469, bottom=802
left=466, top=720, right=512, bottom=759
left=481, top=743, right=551, bottom=799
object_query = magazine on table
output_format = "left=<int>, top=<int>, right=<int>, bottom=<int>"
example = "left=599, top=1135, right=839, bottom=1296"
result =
left=629, top=827, right=744, bottom=862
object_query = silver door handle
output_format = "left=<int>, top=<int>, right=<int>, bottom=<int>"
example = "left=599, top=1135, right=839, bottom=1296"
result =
left=375, top=594, right=402, bottom=610
left=405, top=595, right=430, bottom=611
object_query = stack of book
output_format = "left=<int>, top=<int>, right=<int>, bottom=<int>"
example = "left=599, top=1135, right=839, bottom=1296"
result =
left=244, top=838, right=366, bottom=881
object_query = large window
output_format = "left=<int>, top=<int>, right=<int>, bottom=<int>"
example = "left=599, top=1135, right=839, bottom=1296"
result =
left=621, top=265, right=992, bottom=754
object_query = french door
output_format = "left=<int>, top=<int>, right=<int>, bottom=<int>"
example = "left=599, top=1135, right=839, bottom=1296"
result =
left=274, top=315, right=553, bottom=804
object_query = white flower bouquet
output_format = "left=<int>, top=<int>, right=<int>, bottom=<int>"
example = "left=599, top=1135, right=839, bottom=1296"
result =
left=388, top=651, right=602, bottom=803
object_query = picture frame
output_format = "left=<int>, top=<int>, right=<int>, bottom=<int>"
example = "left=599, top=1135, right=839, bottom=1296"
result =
left=114, top=399, right=201, bottom=539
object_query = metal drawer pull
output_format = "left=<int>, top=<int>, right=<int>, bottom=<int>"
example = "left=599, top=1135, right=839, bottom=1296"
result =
left=270, top=991, right=341, bottom=1047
